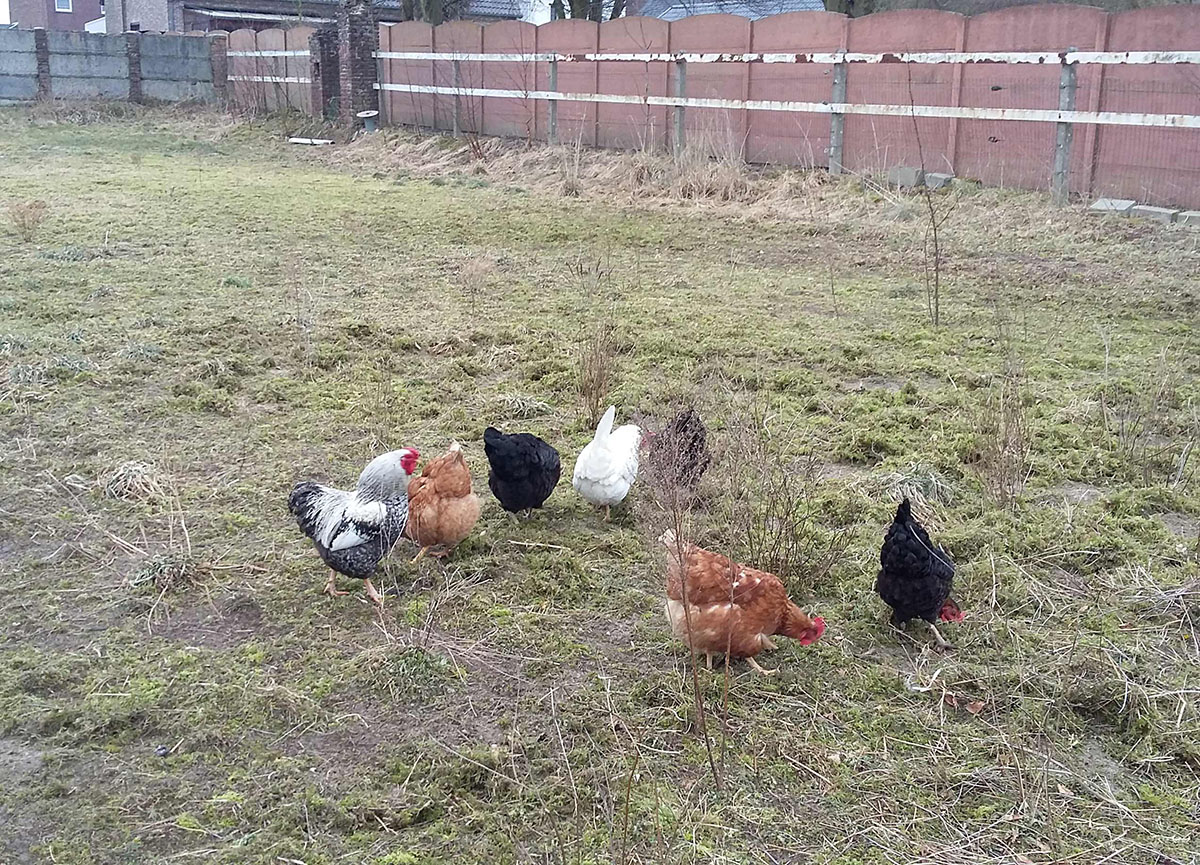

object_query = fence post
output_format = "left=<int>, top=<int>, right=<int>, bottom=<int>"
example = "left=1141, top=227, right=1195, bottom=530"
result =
left=337, top=0, right=379, bottom=124
left=1052, top=47, right=1078, bottom=205
left=309, top=27, right=339, bottom=120
left=548, top=56, right=558, bottom=145
left=33, top=28, right=51, bottom=100
left=125, top=30, right=143, bottom=104
left=673, top=57, right=686, bottom=159
left=209, top=31, right=228, bottom=104
left=828, top=60, right=848, bottom=174
left=452, top=58, right=462, bottom=137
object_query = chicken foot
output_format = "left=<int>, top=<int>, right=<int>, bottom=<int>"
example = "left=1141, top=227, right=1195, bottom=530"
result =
left=746, top=657, right=778, bottom=677
left=323, top=571, right=349, bottom=598
left=363, top=578, right=385, bottom=611
left=927, top=621, right=953, bottom=650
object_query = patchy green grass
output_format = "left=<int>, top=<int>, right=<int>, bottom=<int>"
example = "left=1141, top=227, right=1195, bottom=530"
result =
left=1, top=105, right=1198, bottom=865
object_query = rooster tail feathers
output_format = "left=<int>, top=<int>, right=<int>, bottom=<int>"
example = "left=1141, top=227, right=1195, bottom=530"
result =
left=894, top=498, right=912, bottom=524
left=595, top=405, right=617, bottom=440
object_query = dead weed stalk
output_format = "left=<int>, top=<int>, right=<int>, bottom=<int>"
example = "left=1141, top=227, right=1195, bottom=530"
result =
left=8, top=199, right=48, bottom=243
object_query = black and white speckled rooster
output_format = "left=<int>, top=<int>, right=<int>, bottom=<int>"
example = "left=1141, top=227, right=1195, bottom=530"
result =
left=876, top=498, right=963, bottom=649
left=288, top=448, right=419, bottom=610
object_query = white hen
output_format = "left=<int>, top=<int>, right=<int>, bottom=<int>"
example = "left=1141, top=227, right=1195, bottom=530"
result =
left=572, top=405, right=641, bottom=520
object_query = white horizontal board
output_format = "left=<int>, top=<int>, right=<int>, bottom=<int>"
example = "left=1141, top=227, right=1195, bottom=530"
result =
left=375, top=82, right=1200, bottom=129
left=227, top=50, right=310, bottom=57
left=374, top=49, right=1200, bottom=66
left=229, top=75, right=311, bottom=83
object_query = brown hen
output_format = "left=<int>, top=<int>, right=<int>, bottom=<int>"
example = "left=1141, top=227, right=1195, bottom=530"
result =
left=405, top=442, right=481, bottom=562
left=661, top=529, right=825, bottom=676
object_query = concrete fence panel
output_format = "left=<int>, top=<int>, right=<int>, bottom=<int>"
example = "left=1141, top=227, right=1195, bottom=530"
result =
left=956, top=5, right=1107, bottom=193
left=844, top=10, right=961, bottom=177
left=596, top=16, right=669, bottom=151
left=537, top=19, right=600, bottom=147
left=227, top=28, right=260, bottom=110
left=0, top=29, right=38, bottom=103
left=380, top=22, right=435, bottom=129
left=141, top=33, right=214, bottom=102
left=669, top=14, right=752, bottom=158
left=747, top=11, right=846, bottom=167
left=482, top=21, right=537, bottom=140
left=1092, top=6, right=1200, bottom=205
left=47, top=30, right=129, bottom=99
left=285, top=26, right=316, bottom=114
left=434, top=21, right=485, bottom=134
left=257, top=28, right=288, bottom=112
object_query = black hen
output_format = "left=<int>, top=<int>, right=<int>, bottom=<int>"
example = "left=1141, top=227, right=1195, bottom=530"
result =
left=483, top=427, right=561, bottom=516
left=875, top=498, right=962, bottom=648
left=648, top=407, right=711, bottom=493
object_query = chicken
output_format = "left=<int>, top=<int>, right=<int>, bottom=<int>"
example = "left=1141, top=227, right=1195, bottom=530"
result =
left=647, top=406, right=711, bottom=495
left=660, top=529, right=825, bottom=676
left=405, top=442, right=481, bottom=562
left=875, top=498, right=963, bottom=649
left=483, top=426, right=561, bottom=518
left=288, top=448, right=420, bottom=610
left=572, top=405, right=641, bottom=521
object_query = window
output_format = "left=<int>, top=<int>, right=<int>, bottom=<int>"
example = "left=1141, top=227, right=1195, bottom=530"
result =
left=54, top=0, right=73, bottom=11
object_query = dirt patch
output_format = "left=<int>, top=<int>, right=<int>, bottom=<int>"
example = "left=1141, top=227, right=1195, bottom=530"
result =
left=157, top=592, right=265, bottom=648
left=816, top=461, right=873, bottom=482
left=0, top=739, right=46, bottom=865
left=1048, top=482, right=1106, bottom=506
left=1157, top=512, right=1200, bottom=540
left=0, top=738, right=43, bottom=781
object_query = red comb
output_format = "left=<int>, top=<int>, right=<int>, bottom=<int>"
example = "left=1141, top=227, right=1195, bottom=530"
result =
left=939, top=600, right=964, bottom=623
left=800, top=616, right=826, bottom=646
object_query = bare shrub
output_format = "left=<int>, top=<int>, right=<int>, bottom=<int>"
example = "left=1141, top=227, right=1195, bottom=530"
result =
left=460, top=255, right=496, bottom=316
left=578, top=317, right=616, bottom=430
left=8, top=199, right=48, bottom=243
left=974, top=361, right=1031, bottom=509
left=711, top=390, right=852, bottom=595
left=1099, top=348, right=1193, bottom=487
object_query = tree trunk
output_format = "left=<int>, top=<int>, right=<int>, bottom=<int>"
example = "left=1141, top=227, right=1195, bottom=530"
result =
left=609, top=0, right=626, bottom=19
left=422, top=0, right=445, bottom=25
left=552, top=0, right=566, bottom=17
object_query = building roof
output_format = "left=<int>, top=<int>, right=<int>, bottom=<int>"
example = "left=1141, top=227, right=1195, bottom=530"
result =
left=637, top=0, right=824, bottom=18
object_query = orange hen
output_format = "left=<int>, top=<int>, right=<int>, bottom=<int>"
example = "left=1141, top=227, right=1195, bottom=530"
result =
left=661, top=529, right=825, bottom=676
left=405, top=442, right=481, bottom=562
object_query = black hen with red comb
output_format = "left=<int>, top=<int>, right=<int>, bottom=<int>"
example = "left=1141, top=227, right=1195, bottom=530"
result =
left=875, top=498, right=962, bottom=648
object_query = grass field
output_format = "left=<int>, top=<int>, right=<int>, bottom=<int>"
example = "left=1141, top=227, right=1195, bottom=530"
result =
left=1, top=104, right=1198, bottom=865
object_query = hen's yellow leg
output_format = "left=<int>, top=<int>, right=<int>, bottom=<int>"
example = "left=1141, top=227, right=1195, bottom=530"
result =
left=323, top=571, right=349, bottom=598
left=363, top=578, right=384, bottom=610
left=746, top=657, right=777, bottom=677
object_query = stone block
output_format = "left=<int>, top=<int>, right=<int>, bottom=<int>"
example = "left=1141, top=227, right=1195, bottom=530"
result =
left=925, top=172, right=955, bottom=190
left=1087, top=198, right=1135, bottom=215
left=1128, top=205, right=1177, bottom=223
left=888, top=165, right=924, bottom=188
left=1176, top=211, right=1200, bottom=227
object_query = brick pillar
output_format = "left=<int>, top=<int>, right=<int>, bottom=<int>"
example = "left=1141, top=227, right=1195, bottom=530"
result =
left=310, top=26, right=340, bottom=120
left=33, top=28, right=51, bottom=100
left=209, top=31, right=228, bottom=103
left=125, top=31, right=143, bottom=103
left=337, top=0, right=378, bottom=124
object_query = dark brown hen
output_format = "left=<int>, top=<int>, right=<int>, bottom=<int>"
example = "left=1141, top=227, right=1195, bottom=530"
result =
left=648, top=407, right=711, bottom=493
